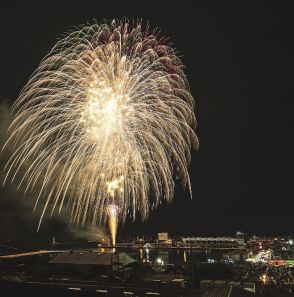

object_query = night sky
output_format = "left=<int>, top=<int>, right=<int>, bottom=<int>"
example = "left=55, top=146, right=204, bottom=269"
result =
left=0, top=2, right=293, bottom=245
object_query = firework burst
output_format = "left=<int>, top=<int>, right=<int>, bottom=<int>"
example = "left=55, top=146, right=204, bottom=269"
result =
left=3, top=20, right=198, bottom=230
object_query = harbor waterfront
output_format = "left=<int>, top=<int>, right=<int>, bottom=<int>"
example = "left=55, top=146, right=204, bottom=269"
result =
left=1, top=232, right=294, bottom=296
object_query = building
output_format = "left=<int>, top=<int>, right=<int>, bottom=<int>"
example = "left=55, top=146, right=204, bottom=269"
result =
left=182, top=237, right=244, bottom=249
left=49, top=251, right=136, bottom=275
left=157, top=232, right=172, bottom=246
left=158, top=232, right=169, bottom=241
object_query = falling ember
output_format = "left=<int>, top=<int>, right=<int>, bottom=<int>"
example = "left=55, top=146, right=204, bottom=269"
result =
left=3, top=19, right=198, bottom=231
left=105, top=204, right=120, bottom=246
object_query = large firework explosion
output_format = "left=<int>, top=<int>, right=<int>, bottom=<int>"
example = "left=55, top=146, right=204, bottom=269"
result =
left=3, top=20, right=198, bottom=231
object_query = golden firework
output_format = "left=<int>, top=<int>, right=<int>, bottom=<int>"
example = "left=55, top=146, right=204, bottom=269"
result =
left=3, top=20, right=198, bottom=231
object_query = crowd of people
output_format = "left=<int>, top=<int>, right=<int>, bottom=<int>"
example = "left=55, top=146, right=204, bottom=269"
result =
left=233, top=261, right=294, bottom=295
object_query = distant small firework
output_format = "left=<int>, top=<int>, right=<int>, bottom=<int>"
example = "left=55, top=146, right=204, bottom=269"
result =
left=3, top=20, right=198, bottom=231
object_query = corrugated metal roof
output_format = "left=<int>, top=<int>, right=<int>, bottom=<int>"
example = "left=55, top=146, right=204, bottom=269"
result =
left=49, top=252, right=136, bottom=266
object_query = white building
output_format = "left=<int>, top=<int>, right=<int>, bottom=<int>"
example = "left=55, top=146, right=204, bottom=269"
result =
left=182, top=237, right=244, bottom=248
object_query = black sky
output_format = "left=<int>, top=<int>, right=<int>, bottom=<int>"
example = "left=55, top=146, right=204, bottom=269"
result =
left=0, top=1, right=294, bottom=243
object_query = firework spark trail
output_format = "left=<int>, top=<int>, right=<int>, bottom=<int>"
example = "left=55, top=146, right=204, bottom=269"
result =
left=3, top=20, right=198, bottom=231
left=105, top=204, right=120, bottom=246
